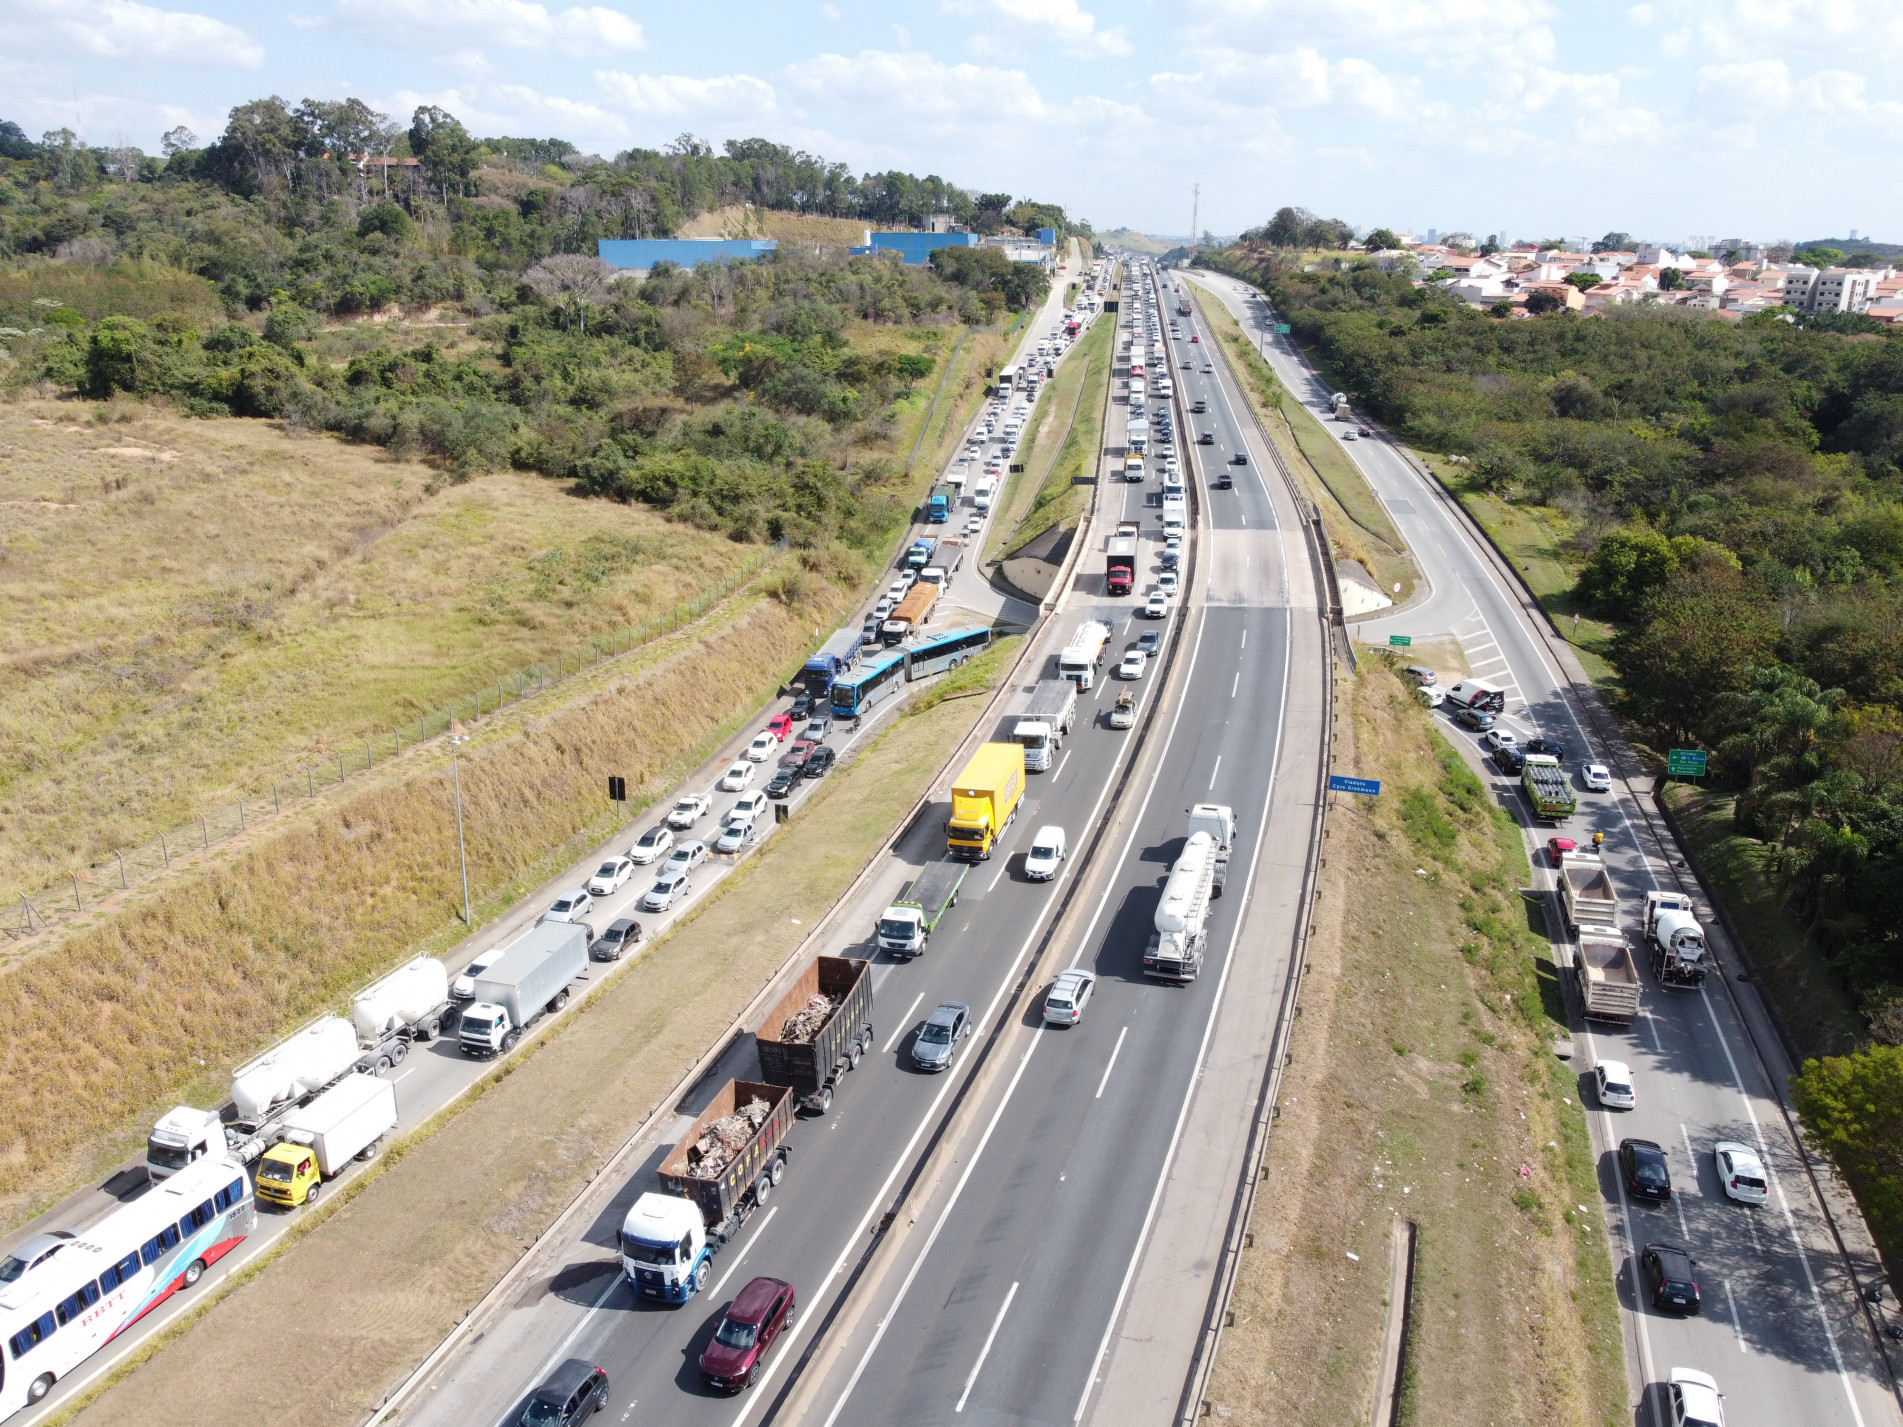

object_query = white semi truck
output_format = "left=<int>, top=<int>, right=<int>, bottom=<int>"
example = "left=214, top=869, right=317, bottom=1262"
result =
left=1013, top=678, right=1079, bottom=772
left=1643, top=890, right=1711, bottom=986
left=1143, top=805, right=1236, bottom=981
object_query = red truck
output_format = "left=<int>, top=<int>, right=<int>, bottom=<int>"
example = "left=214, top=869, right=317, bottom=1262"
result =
left=1105, top=536, right=1137, bottom=596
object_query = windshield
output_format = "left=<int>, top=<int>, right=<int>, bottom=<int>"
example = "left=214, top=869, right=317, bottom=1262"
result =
left=919, top=1023, right=952, bottom=1044
left=878, top=918, right=917, bottom=939
left=258, top=1157, right=296, bottom=1182
left=1031, top=846, right=1057, bottom=861
left=552, top=899, right=575, bottom=913
left=673, top=802, right=694, bottom=815
left=463, top=1015, right=496, bottom=1032
left=148, top=1139, right=193, bottom=1171
left=596, top=864, right=618, bottom=878
left=0, top=1255, right=28, bottom=1283
left=621, top=1234, right=679, bottom=1266
left=715, top=1318, right=759, bottom=1350
left=638, top=830, right=662, bottom=846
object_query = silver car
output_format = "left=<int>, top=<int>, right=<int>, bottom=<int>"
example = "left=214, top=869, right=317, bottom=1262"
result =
left=714, top=818, right=757, bottom=855
left=641, top=870, right=691, bottom=912
left=912, top=1001, right=971, bottom=1073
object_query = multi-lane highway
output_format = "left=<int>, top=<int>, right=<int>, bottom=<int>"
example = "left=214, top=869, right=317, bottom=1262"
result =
left=1188, top=266, right=1902, bottom=1427
left=389, top=259, right=1329, bottom=1427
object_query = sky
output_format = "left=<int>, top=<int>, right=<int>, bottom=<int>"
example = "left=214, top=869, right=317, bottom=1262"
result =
left=3, top=0, right=1898, bottom=246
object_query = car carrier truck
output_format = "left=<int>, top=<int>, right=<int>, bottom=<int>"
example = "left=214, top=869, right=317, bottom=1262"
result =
left=619, top=1079, right=795, bottom=1303
left=754, top=956, right=874, bottom=1114
left=877, top=861, right=969, bottom=956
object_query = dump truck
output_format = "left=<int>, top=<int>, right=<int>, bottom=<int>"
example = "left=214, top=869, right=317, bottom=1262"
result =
left=350, top=955, right=454, bottom=1070
left=947, top=743, right=1026, bottom=861
left=620, top=1079, right=794, bottom=1303
left=882, top=579, right=940, bottom=644
left=1522, top=754, right=1576, bottom=821
left=1643, top=890, right=1710, bottom=986
left=458, top=921, right=589, bottom=1058
left=1577, top=925, right=1641, bottom=1024
left=1559, top=854, right=1620, bottom=931
left=755, top=956, right=874, bottom=1114
left=254, top=1073, right=398, bottom=1209
left=1105, top=537, right=1138, bottom=596
left=1145, top=831, right=1219, bottom=981
left=927, top=484, right=952, bottom=523
left=878, top=861, right=969, bottom=956
left=1013, top=678, right=1078, bottom=772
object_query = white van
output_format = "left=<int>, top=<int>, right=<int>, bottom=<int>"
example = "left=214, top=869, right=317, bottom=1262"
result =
left=974, top=479, right=995, bottom=515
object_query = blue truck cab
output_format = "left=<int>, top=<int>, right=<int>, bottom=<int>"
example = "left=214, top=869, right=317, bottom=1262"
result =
left=927, top=484, right=952, bottom=523
left=621, top=1193, right=717, bottom=1303
left=906, top=537, right=937, bottom=570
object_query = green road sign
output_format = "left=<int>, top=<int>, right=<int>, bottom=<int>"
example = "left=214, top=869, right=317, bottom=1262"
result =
left=1274, top=323, right=1291, bottom=333
left=1667, top=749, right=1709, bottom=777
left=1388, top=635, right=1411, bottom=647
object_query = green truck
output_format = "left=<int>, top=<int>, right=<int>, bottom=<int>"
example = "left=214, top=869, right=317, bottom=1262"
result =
left=1522, top=755, right=1575, bottom=821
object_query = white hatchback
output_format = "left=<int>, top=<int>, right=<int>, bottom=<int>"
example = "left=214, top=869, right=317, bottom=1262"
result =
left=1024, top=826, right=1067, bottom=881
left=1714, top=1140, right=1768, bottom=1204
left=1593, top=1060, right=1635, bottom=1110
left=1143, top=591, right=1169, bottom=619
left=746, top=734, right=778, bottom=762
left=586, top=857, right=635, bottom=897
left=1118, top=651, right=1147, bottom=680
left=719, top=760, right=756, bottom=791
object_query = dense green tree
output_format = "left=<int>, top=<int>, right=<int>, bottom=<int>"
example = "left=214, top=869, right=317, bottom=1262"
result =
left=1364, top=228, right=1401, bottom=251
left=1792, top=1047, right=1903, bottom=1252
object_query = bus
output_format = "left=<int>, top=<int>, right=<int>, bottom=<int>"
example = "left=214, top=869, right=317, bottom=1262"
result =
left=996, top=364, right=1018, bottom=396
left=905, top=625, right=992, bottom=680
left=0, top=1155, right=253, bottom=1412
left=831, top=649, right=907, bottom=721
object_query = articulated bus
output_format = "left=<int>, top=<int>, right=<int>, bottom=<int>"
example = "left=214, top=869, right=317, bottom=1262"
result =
left=0, top=1155, right=253, bottom=1413
left=831, top=649, right=908, bottom=721
left=904, top=625, right=991, bottom=679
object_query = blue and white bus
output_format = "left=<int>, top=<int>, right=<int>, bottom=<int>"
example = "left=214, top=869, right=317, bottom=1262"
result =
left=0, top=1155, right=253, bottom=1413
left=905, top=625, right=992, bottom=680
left=831, top=649, right=907, bottom=721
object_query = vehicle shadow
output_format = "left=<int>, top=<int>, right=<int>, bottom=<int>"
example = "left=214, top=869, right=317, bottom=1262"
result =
left=672, top=1300, right=735, bottom=1396
left=1082, top=882, right=1165, bottom=985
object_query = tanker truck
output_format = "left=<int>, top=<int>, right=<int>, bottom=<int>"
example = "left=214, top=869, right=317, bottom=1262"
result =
left=1643, top=890, right=1711, bottom=986
left=351, top=955, right=456, bottom=1070
left=1144, top=831, right=1219, bottom=982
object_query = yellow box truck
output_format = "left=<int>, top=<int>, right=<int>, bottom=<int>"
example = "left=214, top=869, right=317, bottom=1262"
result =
left=947, top=743, right=1025, bottom=860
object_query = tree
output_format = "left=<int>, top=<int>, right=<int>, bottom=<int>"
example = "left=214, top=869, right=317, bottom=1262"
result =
left=1613, top=562, right=1774, bottom=746
left=220, top=96, right=302, bottom=191
left=1525, top=289, right=1565, bottom=315
left=158, top=125, right=197, bottom=158
left=523, top=254, right=616, bottom=334
left=409, top=105, right=477, bottom=198
left=1364, top=227, right=1401, bottom=251
left=1591, top=231, right=1634, bottom=254
left=1489, top=299, right=1514, bottom=319
left=0, top=120, right=39, bottom=160
left=1792, top=1046, right=1903, bottom=1256
left=295, top=98, right=391, bottom=158
left=1264, top=206, right=1310, bottom=248
left=1658, top=267, right=1686, bottom=290
left=1794, top=246, right=1845, bottom=270
left=1565, top=271, right=1602, bottom=292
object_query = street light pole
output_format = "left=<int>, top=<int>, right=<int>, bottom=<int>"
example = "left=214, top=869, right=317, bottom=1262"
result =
left=450, top=735, right=471, bottom=925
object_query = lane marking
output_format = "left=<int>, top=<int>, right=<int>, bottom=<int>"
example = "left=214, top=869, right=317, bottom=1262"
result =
left=1231, top=671, right=1239, bottom=699
left=1095, top=1026, right=1130, bottom=1100
left=524, top=1263, right=626, bottom=1404
left=709, top=1205, right=779, bottom=1297
left=1724, top=1280, right=1750, bottom=1353
left=1051, top=749, right=1072, bottom=783
left=882, top=994, right=925, bottom=1054
left=954, top=1281, right=1020, bottom=1414
left=1207, top=754, right=1222, bottom=790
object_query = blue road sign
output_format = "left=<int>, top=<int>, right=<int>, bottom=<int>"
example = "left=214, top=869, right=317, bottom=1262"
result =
left=1328, top=775, right=1381, bottom=796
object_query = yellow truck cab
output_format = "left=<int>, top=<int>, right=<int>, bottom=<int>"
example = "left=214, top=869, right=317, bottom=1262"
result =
left=948, top=743, right=1025, bottom=860
left=253, top=1073, right=397, bottom=1209
left=255, top=1142, right=321, bottom=1208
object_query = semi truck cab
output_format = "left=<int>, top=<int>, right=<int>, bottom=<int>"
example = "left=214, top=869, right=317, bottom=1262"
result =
left=621, top=1193, right=716, bottom=1303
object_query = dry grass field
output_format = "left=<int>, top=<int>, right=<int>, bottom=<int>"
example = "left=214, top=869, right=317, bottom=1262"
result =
left=676, top=204, right=872, bottom=248
left=0, top=399, right=756, bottom=905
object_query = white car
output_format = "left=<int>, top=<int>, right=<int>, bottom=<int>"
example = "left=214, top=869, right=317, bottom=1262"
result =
left=726, top=791, right=770, bottom=825
left=1118, top=650, right=1147, bottom=680
left=586, top=856, right=635, bottom=897
left=1667, top=1367, right=1725, bottom=1427
left=543, top=888, right=594, bottom=923
left=872, top=598, right=895, bottom=621
left=1417, top=685, right=1446, bottom=708
left=897, top=570, right=919, bottom=594
left=886, top=580, right=908, bottom=603
left=746, top=733, right=778, bottom=762
left=1143, top=591, right=1169, bottom=619
left=641, top=870, right=691, bottom=912
left=1483, top=728, right=1518, bottom=751
left=1593, top=1060, right=1635, bottom=1110
left=665, top=794, right=710, bottom=830
left=719, top=760, right=756, bottom=791
left=1714, top=1141, right=1768, bottom=1204
left=628, top=826, right=674, bottom=863
left=1583, top=762, right=1613, bottom=792
left=451, top=954, right=495, bottom=1000
left=1024, top=826, right=1068, bottom=881
left=1043, top=969, right=1096, bottom=1026
left=1157, top=570, right=1180, bottom=596
left=714, top=818, right=757, bottom=855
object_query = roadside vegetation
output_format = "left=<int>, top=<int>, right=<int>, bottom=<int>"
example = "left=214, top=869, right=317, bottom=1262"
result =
left=993, top=312, right=1113, bottom=560
left=1206, top=658, right=1623, bottom=1427
left=1204, top=234, right=1903, bottom=1259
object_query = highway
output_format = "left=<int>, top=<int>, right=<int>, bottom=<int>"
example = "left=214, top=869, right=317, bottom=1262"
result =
left=391, top=258, right=1329, bottom=1427
left=2, top=250, right=1093, bottom=1427
left=1187, top=266, right=1903, bottom=1427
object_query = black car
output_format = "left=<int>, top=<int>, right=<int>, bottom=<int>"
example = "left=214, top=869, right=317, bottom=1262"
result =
left=1198, top=432, right=1215, bottom=445
left=1228, top=452, right=1248, bottom=465
left=1524, top=737, right=1568, bottom=761
left=1620, top=1138, right=1673, bottom=1201
left=1493, top=745, right=1526, bottom=775
left=1191, top=400, right=1208, bottom=413
left=591, top=917, right=643, bottom=963
left=1642, top=1242, right=1701, bottom=1314
left=1454, top=705, right=1496, bottom=732
left=520, top=1359, right=609, bottom=1425
left=789, top=692, right=813, bottom=719
left=765, top=767, right=799, bottom=799
left=805, top=745, right=838, bottom=777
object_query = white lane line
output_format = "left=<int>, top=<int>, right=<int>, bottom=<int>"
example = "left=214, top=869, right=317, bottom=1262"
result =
left=1231, top=671, right=1240, bottom=699
left=709, top=1205, right=779, bottom=1297
left=1240, top=629, right=1247, bottom=649
left=1207, top=754, right=1222, bottom=790
left=1095, top=1027, right=1130, bottom=1100
left=955, top=1281, right=1020, bottom=1413
left=984, top=857, right=1012, bottom=896
left=390, top=1066, right=418, bottom=1084
left=882, top=993, right=925, bottom=1054
left=1051, top=749, right=1073, bottom=783
left=1724, top=1281, right=1750, bottom=1353
left=526, top=1261, right=625, bottom=1395
left=1672, top=1126, right=1692, bottom=1239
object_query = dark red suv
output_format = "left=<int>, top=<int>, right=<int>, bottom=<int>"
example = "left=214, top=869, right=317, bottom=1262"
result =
left=699, top=1276, right=795, bottom=1392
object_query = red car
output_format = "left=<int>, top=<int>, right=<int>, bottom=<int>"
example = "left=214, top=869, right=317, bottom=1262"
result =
left=1547, top=836, right=1576, bottom=867
left=1189, top=334, right=1200, bottom=343
left=779, top=739, right=816, bottom=771
left=699, top=1276, right=795, bottom=1392
left=765, top=713, right=793, bottom=741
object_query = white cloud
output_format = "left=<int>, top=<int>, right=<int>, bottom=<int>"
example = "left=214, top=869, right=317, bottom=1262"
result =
left=1657, top=0, right=1903, bottom=62
left=950, top=0, right=1131, bottom=57
left=594, top=70, right=779, bottom=122
left=335, top=0, right=644, bottom=57
left=820, top=1, right=842, bottom=15
left=0, top=0, right=262, bottom=69
left=1187, top=0, right=1558, bottom=68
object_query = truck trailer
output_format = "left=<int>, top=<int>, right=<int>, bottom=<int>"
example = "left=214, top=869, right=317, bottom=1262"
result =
left=802, top=627, right=864, bottom=690
left=1577, top=926, right=1641, bottom=1024
left=1145, top=831, right=1219, bottom=981
left=876, top=861, right=968, bottom=956
left=1058, top=621, right=1111, bottom=688
left=620, top=1080, right=795, bottom=1303
left=947, top=743, right=1025, bottom=861
left=1643, top=890, right=1710, bottom=986
left=754, top=956, right=874, bottom=1114
left=1105, top=537, right=1138, bottom=596
left=349, top=955, right=454, bottom=1070
left=1013, top=678, right=1079, bottom=772
left=1521, top=755, right=1576, bottom=821
left=1559, top=854, right=1620, bottom=931
left=458, top=922, right=589, bottom=1057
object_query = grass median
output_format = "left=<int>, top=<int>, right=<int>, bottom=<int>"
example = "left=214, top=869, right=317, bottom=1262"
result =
left=1204, top=658, right=1624, bottom=1427
left=993, top=317, right=1113, bottom=561
left=64, top=651, right=1022, bottom=1427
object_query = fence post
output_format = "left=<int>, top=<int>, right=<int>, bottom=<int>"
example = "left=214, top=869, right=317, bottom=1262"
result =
left=161, top=832, right=169, bottom=867
left=72, top=873, right=82, bottom=912
left=338, top=750, right=345, bottom=783
left=308, top=767, right=315, bottom=797
left=239, top=799, right=245, bottom=830
left=365, top=739, right=371, bottom=771
left=201, top=815, right=209, bottom=849
left=273, top=783, right=280, bottom=814
left=117, top=849, right=126, bottom=889
left=20, top=894, right=31, bottom=932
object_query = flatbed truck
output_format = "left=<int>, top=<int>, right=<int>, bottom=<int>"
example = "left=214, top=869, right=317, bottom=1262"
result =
left=877, top=861, right=968, bottom=956
left=1522, top=755, right=1576, bottom=821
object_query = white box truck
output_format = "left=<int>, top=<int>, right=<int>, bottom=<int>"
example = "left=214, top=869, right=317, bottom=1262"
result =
left=254, top=1073, right=398, bottom=1209
left=1013, top=678, right=1078, bottom=772
left=458, top=922, right=589, bottom=1057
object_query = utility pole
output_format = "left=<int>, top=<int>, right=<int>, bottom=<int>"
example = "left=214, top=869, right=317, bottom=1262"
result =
left=1190, top=183, right=1200, bottom=252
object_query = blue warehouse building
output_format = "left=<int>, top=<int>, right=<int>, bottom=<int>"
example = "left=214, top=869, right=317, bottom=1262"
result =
left=596, top=238, right=779, bottom=270
left=866, top=231, right=981, bottom=265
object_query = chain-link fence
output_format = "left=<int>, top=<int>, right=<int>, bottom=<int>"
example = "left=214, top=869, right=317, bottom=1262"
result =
left=8, top=551, right=774, bottom=941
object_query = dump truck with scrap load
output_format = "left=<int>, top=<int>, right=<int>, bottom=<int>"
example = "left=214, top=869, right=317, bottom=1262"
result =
left=1145, top=832, right=1219, bottom=981
left=1105, top=537, right=1138, bottom=596
left=1643, top=890, right=1710, bottom=986
left=1521, top=755, right=1576, bottom=821
left=253, top=1073, right=398, bottom=1209
left=620, top=1079, right=794, bottom=1302
left=755, top=956, right=873, bottom=1114
left=1559, top=854, right=1620, bottom=931
left=878, top=861, right=968, bottom=956
left=947, top=743, right=1026, bottom=861
left=1013, top=678, right=1079, bottom=772
left=457, top=922, right=589, bottom=1058
left=350, top=955, right=454, bottom=1070
left=1577, top=925, right=1642, bottom=1024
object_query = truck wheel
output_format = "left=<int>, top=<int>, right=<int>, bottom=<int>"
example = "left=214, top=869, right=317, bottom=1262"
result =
left=389, top=1039, right=409, bottom=1065
left=770, top=1155, right=787, bottom=1186
left=845, top=1047, right=861, bottom=1072
left=688, top=1262, right=707, bottom=1295
left=754, top=1173, right=773, bottom=1205
left=305, top=1182, right=321, bottom=1206
left=859, top=1030, right=873, bottom=1055
left=551, top=989, right=570, bottom=1012
left=502, top=1029, right=521, bottom=1053
left=817, top=1086, right=834, bottom=1115
left=181, top=1258, right=206, bottom=1287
